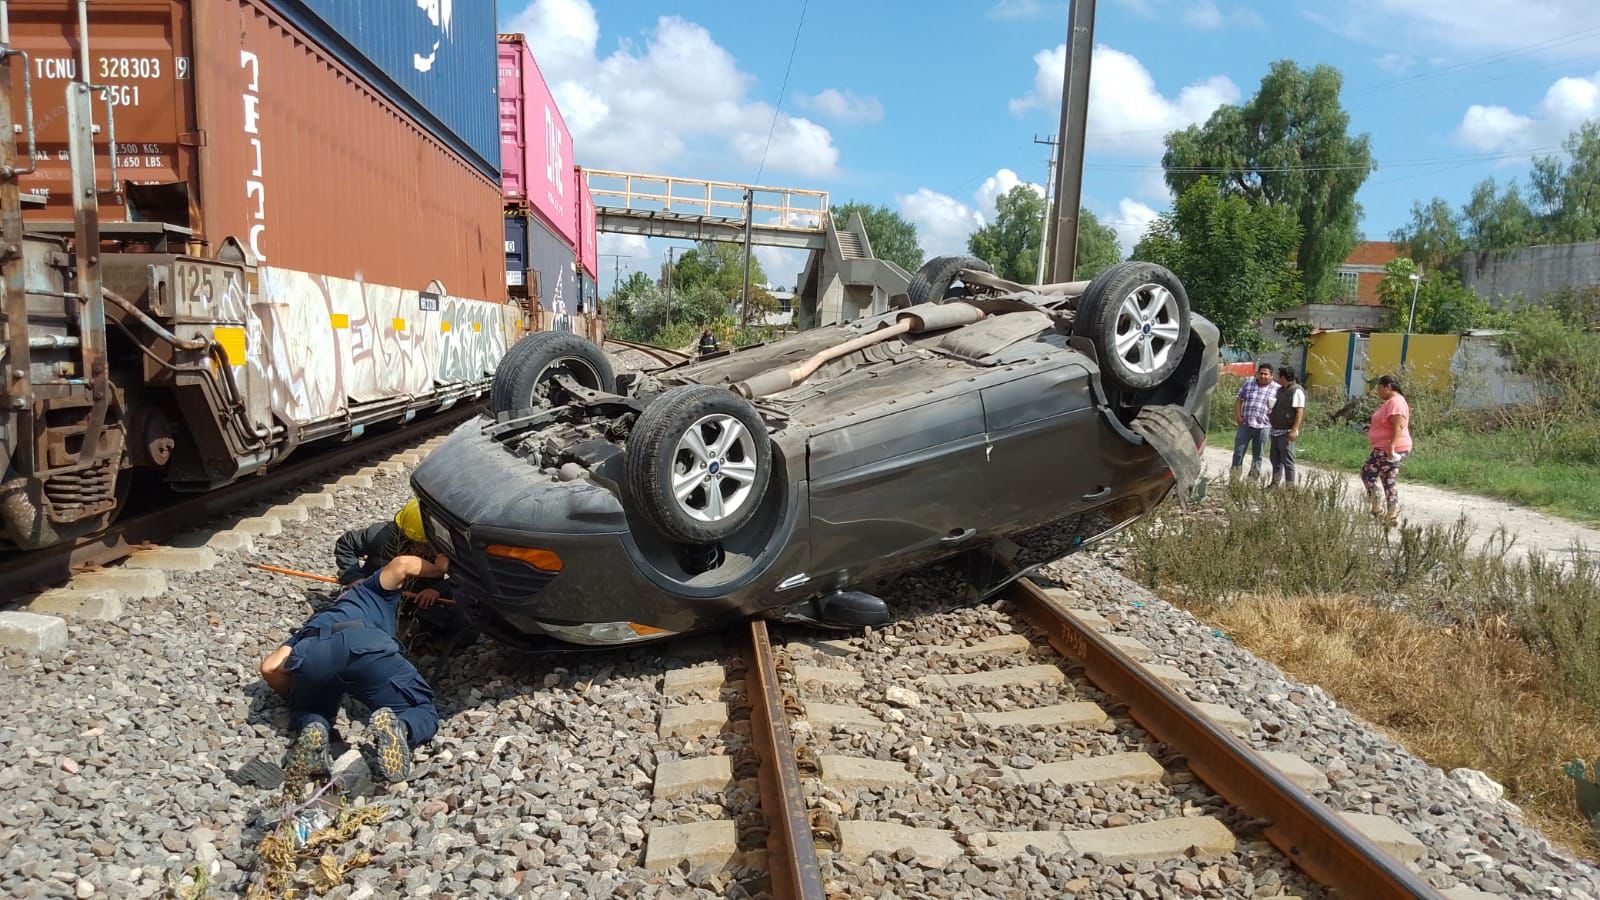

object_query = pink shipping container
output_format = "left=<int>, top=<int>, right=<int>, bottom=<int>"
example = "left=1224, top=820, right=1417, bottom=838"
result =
left=499, top=33, right=576, bottom=245
left=577, top=167, right=598, bottom=279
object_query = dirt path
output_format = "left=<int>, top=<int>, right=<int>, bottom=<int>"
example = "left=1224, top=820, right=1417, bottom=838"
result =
left=1201, top=446, right=1600, bottom=562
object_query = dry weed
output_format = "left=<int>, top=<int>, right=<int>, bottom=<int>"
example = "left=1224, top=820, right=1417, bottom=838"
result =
left=1197, top=592, right=1600, bottom=858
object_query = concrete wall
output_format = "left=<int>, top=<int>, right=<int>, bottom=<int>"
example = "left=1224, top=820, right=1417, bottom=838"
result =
left=1255, top=303, right=1388, bottom=366
left=1460, top=240, right=1600, bottom=304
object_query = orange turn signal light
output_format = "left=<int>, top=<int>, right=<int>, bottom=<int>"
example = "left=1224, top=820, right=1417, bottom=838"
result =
left=486, top=544, right=564, bottom=573
left=627, top=623, right=669, bottom=637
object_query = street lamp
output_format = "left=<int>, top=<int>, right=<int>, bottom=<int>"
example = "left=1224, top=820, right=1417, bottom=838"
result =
left=1405, top=271, right=1422, bottom=334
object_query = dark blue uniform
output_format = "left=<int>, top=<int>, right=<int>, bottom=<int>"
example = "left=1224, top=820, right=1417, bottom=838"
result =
left=281, top=572, right=437, bottom=745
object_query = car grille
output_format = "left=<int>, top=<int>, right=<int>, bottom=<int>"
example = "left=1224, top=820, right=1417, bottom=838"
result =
left=416, top=491, right=553, bottom=602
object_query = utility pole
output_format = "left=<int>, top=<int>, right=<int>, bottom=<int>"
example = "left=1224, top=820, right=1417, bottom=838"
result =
left=739, top=188, right=755, bottom=329
left=1045, top=0, right=1096, bottom=284
left=665, top=247, right=675, bottom=328
left=599, top=253, right=632, bottom=317
left=1033, top=134, right=1058, bottom=284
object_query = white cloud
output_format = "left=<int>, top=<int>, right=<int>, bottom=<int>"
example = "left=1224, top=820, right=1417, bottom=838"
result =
left=1183, top=0, right=1225, bottom=29
left=1375, top=52, right=1414, bottom=75
left=975, top=168, right=1045, bottom=220
left=1307, top=0, right=1600, bottom=57
left=753, top=246, right=807, bottom=291
left=1456, top=71, right=1600, bottom=152
left=797, top=88, right=884, bottom=124
left=897, top=189, right=986, bottom=260
left=897, top=169, right=1047, bottom=261
left=502, top=1, right=840, bottom=178
left=1108, top=198, right=1161, bottom=251
left=1010, top=44, right=1240, bottom=156
left=989, top=0, right=1050, bottom=19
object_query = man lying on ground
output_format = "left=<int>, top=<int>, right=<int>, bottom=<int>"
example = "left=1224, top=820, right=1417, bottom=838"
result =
left=259, top=554, right=451, bottom=782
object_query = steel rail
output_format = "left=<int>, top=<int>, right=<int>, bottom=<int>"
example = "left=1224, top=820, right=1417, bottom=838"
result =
left=605, top=337, right=693, bottom=367
left=0, top=405, right=478, bottom=600
left=1004, top=578, right=1445, bottom=899
left=741, top=620, right=825, bottom=900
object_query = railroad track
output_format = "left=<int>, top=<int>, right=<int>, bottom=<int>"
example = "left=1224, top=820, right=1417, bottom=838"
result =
left=604, top=337, right=695, bottom=368
left=646, top=572, right=1446, bottom=899
left=0, top=405, right=479, bottom=601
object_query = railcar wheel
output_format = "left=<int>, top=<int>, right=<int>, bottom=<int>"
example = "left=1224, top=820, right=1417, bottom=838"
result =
left=490, top=332, right=616, bottom=415
left=625, top=385, right=772, bottom=545
left=1072, top=261, right=1192, bottom=392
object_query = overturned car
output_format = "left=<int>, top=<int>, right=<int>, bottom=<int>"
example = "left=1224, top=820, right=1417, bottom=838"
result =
left=411, top=259, right=1218, bottom=650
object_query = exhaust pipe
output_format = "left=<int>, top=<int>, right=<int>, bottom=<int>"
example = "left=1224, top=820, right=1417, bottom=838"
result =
left=733, top=303, right=987, bottom=399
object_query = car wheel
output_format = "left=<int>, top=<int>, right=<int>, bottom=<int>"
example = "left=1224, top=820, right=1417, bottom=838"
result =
left=1073, top=261, right=1192, bottom=392
left=490, top=332, right=616, bottom=415
left=906, top=255, right=994, bottom=306
left=626, top=385, right=772, bottom=545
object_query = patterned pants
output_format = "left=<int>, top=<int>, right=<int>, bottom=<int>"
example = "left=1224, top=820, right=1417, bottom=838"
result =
left=1360, top=449, right=1407, bottom=505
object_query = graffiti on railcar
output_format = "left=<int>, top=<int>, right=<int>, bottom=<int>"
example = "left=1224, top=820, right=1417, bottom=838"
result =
left=257, top=267, right=344, bottom=423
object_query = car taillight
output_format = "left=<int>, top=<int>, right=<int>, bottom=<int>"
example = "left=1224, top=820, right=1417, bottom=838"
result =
left=486, top=544, right=564, bottom=573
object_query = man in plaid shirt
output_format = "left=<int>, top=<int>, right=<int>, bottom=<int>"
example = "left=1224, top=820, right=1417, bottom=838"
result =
left=1231, top=363, right=1280, bottom=480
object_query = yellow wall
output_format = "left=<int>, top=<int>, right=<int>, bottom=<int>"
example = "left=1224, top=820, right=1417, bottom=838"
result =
left=1305, top=332, right=1352, bottom=392
left=1370, top=333, right=1458, bottom=392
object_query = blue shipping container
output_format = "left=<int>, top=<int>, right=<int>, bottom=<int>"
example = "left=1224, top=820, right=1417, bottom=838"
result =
left=505, top=212, right=579, bottom=319
left=266, top=0, right=500, bottom=180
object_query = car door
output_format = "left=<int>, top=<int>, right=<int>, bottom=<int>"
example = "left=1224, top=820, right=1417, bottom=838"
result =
left=980, top=358, right=1108, bottom=532
left=807, top=391, right=992, bottom=576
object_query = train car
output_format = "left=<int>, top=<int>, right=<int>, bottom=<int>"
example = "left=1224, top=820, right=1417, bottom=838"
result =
left=0, top=0, right=519, bottom=549
left=576, top=167, right=599, bottom=312
left=497, top=33, right=574, bottom=246
left=505, top=210, right=581, bottom=334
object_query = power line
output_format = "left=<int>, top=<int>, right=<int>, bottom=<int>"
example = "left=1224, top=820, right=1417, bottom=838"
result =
left=755, top=0, right=809, bottom=185
left=1344, top=24, right=1600, bottom=98
left=1084, top=146, right=1561, bottom=174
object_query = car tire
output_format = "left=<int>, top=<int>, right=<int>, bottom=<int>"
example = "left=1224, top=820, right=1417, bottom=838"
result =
left=490, top=332, right=616, bottom=415
left=1073, top=261, right=1192, bottom=392
left=906, top=255, right=994, bottom=306
left=626, top=385, right=772, bottom=545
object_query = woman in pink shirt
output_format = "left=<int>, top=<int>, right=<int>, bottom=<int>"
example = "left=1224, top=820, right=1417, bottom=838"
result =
left=1361, top=374, right=1413, bottom=526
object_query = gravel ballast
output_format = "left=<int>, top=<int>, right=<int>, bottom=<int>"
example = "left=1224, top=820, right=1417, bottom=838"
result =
left=4, top=363, right=1598, bottom=896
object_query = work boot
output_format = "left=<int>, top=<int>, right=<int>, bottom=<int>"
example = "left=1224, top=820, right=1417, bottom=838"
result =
left=368, top=708, right=412, bottom=783
left=1385, top=503, right=1400, bottom=528
left=1367, top=493, right=1384, bottom=518
left=284, top=721, right=331, bottom=777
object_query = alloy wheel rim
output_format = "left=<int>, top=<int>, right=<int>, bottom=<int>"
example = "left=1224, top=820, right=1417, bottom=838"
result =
left=1111, top=283, right=1182, bottom=376
left=670, top=413, right=758, bottom=523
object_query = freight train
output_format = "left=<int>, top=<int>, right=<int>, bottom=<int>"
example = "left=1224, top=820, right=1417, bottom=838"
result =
left=0, top=1, right=595, bottom=550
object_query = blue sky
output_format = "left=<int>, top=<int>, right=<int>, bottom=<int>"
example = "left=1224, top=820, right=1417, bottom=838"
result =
left=499, top=0, right=1600, bottom=293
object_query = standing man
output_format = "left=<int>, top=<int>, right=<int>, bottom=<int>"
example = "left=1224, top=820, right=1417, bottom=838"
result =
left=1231, top=363, right=1279, bottom=481
left=698, top=329, right=719, bottom=357
left=1268, top=366, right=1306, bottom=487
left=259, top=554, right=451, bottom=782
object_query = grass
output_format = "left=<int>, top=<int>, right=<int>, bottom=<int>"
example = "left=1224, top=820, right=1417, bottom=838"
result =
left=1121, top=474, right=1600, bottom=858
left=1207, top=377, right=1600, bottom=525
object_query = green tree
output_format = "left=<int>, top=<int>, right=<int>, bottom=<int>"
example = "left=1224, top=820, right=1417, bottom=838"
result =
left=1131, top=177, right=1302, bottom=350
left=1375, top=257, right=1492, bottom=334
left=1463, top=178, right=1538, bottom=251
left=968, top=185, right=1119, bottom=282
left=1073, top=208, right=1121, bottom=281
left=1390, top=197, right=1463, bottom=271
left=1531, top=121, right=1600, bottom=243
left=830, top=201, right=924, bottom=272
left=1162, top=61, right=1374, bottom=302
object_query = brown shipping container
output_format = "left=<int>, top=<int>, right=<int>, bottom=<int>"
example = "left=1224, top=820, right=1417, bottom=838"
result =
left=8, top=0, right=505, bottom=303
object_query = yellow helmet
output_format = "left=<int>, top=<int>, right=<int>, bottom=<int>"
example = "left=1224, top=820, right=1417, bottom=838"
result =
left=394, top=498, right=426, bottom=543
